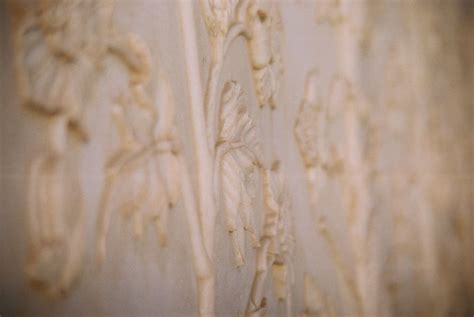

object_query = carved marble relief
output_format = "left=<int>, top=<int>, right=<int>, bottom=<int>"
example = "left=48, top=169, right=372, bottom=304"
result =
left=180, top=1, right=294, bottom=315
left=215, top=81, right=262, bottom=266
left=11, top=0, right=295, bottom=313
left=13, top=0, right=186, bottom=298
left=294, top=71, right=376, bottom=316
left=6, top=1, right=471, bottom=316
left=12, top=0, right=115, bottom=297
left=246, top=162, right=294, bottom=317
left=96, top=36, right=182, bottom=264
left=246, top=1, right=283, bottom=109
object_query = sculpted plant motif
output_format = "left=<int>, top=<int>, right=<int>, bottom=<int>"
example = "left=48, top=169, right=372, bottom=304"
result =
left=215, top=81, right=263, bottom=266
left=201, top=0, right=285, bottom=148
left=246, top=162, right=294, bottom=317
left=294, top=71, right=344, bottom=209
left=295, top=71, right=376, bottom=316
left=12, top=0, right=115, bottom=297
left=201, top=0, right=240, bottom=38
left=96, top=34, right=181, bottom=263
left=245, top=1, right=284, bottom=109
left=181, top=1, right=289, bottom=314
left=13, top=0, right=188, bottom=297
left=200, top=0, right=245, bottom=149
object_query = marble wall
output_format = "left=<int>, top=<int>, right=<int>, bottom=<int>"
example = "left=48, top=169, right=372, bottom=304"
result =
left=0, top=1, right=472, bottom=316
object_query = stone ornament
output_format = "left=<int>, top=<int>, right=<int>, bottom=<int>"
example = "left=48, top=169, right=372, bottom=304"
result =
left=180, top=1, right=294, bottom=315
left=294, top=70, right=379, bottom=316
left=12, top=0, right=115, bottom=298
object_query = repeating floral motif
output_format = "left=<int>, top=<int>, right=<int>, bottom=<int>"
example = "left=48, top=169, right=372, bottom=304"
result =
left=10, top=1, right=472, bottom=317
left=294, top=71, right=375, bottom=316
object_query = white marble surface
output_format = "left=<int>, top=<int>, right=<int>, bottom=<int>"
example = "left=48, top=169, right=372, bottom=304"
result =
left=0, top=1, right=472, bottom=316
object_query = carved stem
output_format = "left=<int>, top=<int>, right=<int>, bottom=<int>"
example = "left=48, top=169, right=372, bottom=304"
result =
left=205, top=52, right=223, bottom=153
left=179, top=1, right=216, bottom=315
left=179, top=154, right=215, bottom=317
left=205, top=23, right=246, bottom=154
left=245, top=169, right=278, bottom=317
left=96, top=174, right=116, bottom=266
left=246, top=237, right=272, bottom=317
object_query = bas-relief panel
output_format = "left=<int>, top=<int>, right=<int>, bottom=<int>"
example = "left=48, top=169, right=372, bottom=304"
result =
left=0, top=0, right=472, bottom=316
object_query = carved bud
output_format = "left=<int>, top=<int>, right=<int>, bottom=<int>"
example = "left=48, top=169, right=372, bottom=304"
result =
left=247, top=3, right=272, bottom=68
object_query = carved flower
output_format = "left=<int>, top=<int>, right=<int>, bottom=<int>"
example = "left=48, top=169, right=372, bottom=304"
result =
left=201, top=0, right=239, bottom=37
left=15, top=0, right=114, bottom=134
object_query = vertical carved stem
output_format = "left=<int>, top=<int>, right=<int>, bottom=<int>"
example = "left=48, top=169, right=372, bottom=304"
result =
left=205, top=23, right=246, bottom=154
left=246, top=238, right=272, bottom=317
left=179, top=155, right=214, bottom=317
left=179, top=1, right=216, bottom=315
left=204, top=52, right=223, bottom=153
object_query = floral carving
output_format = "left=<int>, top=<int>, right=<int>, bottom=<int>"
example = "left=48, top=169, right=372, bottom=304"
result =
left=96, top=34, right=182, bottom=263
left=295, top=70, right=377, bottom=316
left=12, top=0, right=115, bottom=298
left=245, top=1, right=284, bottom=109
left=182, top=1, right=290, bottom=314
left=246, top=162, right=294, bottom=317
left=201, top=0, right=240, bottom=38
left=215, top=81, right=263, bottom=266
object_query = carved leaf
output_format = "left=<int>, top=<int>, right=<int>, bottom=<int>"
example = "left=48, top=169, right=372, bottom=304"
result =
left=217, top=81, right=262, bottom=266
